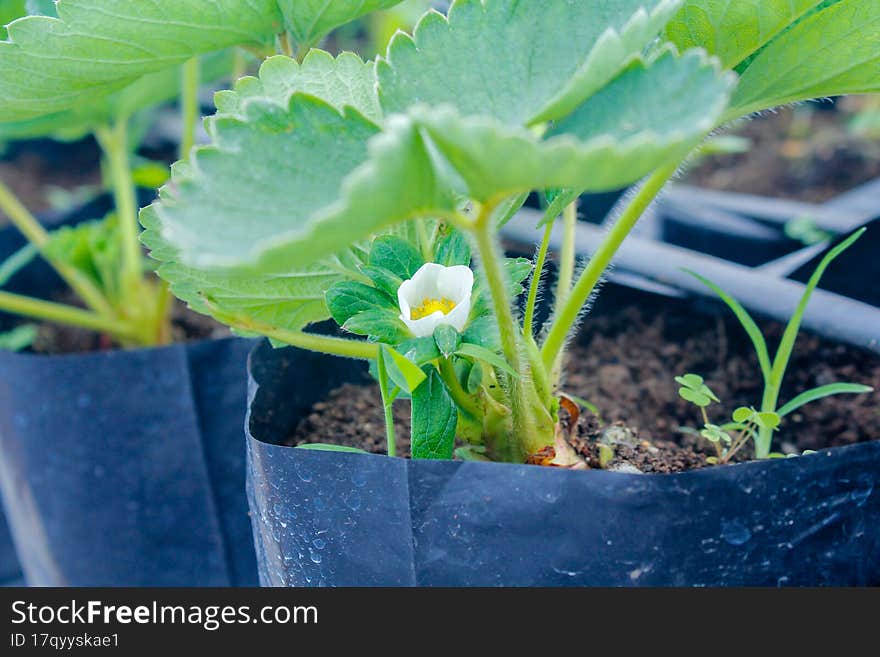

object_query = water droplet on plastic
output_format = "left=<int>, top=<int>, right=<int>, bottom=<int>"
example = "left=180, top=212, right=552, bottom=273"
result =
left=720, top=518, right=751, bottom=545
left=313, top=538, right=326, bottom=550
left=309, top=549, right=322, bottom=564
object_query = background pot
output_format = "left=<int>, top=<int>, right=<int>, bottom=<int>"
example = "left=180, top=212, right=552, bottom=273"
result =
left=245, top=329, right=879, bottom=587
left=0, top=205, right=258, bottom=586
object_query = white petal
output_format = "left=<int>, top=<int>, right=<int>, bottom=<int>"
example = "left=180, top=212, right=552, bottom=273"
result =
left=436, top=265, right=474, bottom=304
left=401, top=311, right=446, bottom=338
left=444, top=294, right=471, bottom=332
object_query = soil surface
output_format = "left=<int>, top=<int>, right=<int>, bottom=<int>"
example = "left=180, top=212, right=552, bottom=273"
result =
left=289, top=296, right=879, bottom=473
left=685, top=100, right=880, bottom=202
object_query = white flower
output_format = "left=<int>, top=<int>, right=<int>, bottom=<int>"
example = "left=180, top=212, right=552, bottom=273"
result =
left=398, top=263, right=474, bottom=338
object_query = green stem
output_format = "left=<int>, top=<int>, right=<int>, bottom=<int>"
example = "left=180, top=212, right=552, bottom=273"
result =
left=231, top=47, right=248, bottom=82
left=259, top=327, right=379, bottom=360
left=541, top=161, right=679, bottom=372
left=0, top=179, right=113, bottom=317
left=278, top=31, right=294, bottom=57
left=439, top=357, right=481, bottom=418
left=555, top=200, right=578, bottom=308
left=472, top=205, right=535, bottom=461
left=95, top=121, right=142, bottom=300
left=376, top=350, right=397, bottom=458
left=180, top=57, right=200, bottom=160
left=416, top=218, right=433, bottom=262
left=0, top=290, right=137, bottom=341
left=523, top=218, right=554, bottom=339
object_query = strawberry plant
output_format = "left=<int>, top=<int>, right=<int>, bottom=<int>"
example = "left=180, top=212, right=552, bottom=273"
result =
left=0, top=0, right=405, bottom=347
left=140, top=0, right=878, bottom=462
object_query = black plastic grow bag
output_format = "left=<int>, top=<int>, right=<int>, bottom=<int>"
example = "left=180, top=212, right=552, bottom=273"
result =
left=0, top=208, right=258, bottom=586
left=245, top=339, right=879, bottom=587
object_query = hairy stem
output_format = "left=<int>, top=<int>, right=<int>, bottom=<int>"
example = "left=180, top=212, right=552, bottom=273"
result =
left=0, top=290, right=137, bottom=341
left=541, top=161, right=679, bottom=373
left=523, top=219, right=553, bottom=339
left=0, top=179, right=113, bottom=317
left=180, top=57, right=201, bottom=160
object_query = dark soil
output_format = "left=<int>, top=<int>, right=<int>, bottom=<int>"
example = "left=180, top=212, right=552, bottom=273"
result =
left=685, top=100, right=880, bottom=202
left=289, top=298, right=879, bottom=472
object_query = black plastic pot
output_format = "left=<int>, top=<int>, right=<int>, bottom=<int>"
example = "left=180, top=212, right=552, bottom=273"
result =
left=245, top=335, right=879, bottom=587
left=0, top=207, right=258, bottom=586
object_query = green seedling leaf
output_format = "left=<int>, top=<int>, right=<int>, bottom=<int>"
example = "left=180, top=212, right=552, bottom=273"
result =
left=378, top=0, right=682, bottom=125
left=598, top=443, right=616, bottom=468
left=380, top=344, right=427, bottom=394
left=0, top=324, right=37, bottom=352
left=456, top=343, right=518, bottom=378
left=755, top=411, right=781, bottom=430
left=732, top=406, right=756, bottom=423
left=700, top=423, right=732, bottom=445
left=726, top=0, right=880, bottom=120
left=0, top=243, right=38, bottom=287
left=675, top=373, right=721, bottom=402
left=770, top=228, right=866, bottom=402
left=370, top=235, right=424, bottom=280
left=433, top=324, right=461, bottom=358
left=434, top=228, right=472, bottom=267
left=777, top=383, right=873, bottom=417
left=665, top=0, right=821, bottom=68
left=279, top=0, right=405, bottom=49
left=411, top=367, right=457, bottom=460
left=296, top=443, right=370, bottom=454
left=326, top=281, right=395, bottom=326
left=679, top=387, right=711, bottom=407
left=685, top=269, right=772, bottom=383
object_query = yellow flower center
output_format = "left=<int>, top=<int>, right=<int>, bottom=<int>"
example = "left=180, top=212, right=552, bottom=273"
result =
left=410, top=297, right=456, bottom=320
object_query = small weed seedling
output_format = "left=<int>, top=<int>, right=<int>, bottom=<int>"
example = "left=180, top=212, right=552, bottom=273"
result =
left=679, top=229, right=873, bottom=460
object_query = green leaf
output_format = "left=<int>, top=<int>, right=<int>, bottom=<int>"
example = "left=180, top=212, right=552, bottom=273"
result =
left=685, top=269, right=772, bottom=384
left=215, top=51, right=383, bottom=124
left=378, top=0, right=682, bottom=125
left=465, top=360, right=483, bottom=394
left=434, top=228, right=471, bottom=266
left=0, top=243, right=38, bottom=287
left=411, top=48, right=733, bottom=201
left=777, top=383, right=873, bottom=417
left=146, top=92, right=380, bottom=271
left=433, top=324, right=461, bottom=358
left=0, top=324, right=37, bottom=352
left=755, top=412, right=781, bottom=430
left=0, top=0, right=284, bottom=121
left=397, top=336, right=441, bottom=366
left=675, top=373, right=720, bottom=402
left=726, top=0, right=880, bottom=120
left=679, top=388, right=710, bottom=406
left=411, top=367, right=457, bottom=460
left=360, top=265, right=403, bottom=299
left=665, top=0, right=821, bottom=68
left=326, top=281, right=394, bottom=326
left=141, top=205, right=347, bottom=334
left=456, top=342, right=518, bottom=378
left=380, top=344, right=427, bottom=393
left=296, top=443, right=369, bottom=454
left=369, top=235, right=424, bottom=280
left=770, top=228, right=865, bottom=394
left=732, top=407, right=755, bottom=423
left=43, top=215, right=121, bottom=303
left=279, top=0, right=405, bottom=49
left=0, top=1, right=27, bottom=41
left=343, top=308, right=408, bottom=343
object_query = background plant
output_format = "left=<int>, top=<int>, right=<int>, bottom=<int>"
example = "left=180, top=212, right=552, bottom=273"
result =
left=140, top=0, right=878, bottom=462
left=0, top=0, right=407, bottom=348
